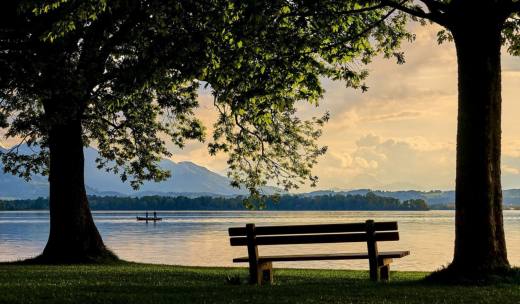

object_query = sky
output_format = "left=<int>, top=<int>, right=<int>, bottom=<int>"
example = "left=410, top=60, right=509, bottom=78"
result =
left=169, top=23, right=520, bottom=192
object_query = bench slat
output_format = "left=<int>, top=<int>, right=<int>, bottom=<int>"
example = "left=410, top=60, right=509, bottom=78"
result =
left=229, top=231, right=399, bottom=246
left=232, top=251, right=410, bottom=263
left=228, top=222, right=398, bottom=237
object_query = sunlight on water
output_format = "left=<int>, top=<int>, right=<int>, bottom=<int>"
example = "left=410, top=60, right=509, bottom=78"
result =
left=1, top=210, right=519, bottom=271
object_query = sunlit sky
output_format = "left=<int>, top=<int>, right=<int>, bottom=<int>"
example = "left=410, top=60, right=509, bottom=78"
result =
left=170, top=24, right=520, bottom=192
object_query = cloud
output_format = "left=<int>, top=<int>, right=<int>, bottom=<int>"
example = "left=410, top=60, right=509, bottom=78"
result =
left=504, top=166, right=520, bottom=175
left=356, top=134, right=381, bottom=147
left=310, top=131, right=457, bottom=191
left=365, top=111, right=423, bottom=122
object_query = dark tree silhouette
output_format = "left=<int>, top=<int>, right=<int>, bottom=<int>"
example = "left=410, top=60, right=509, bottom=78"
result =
left=0, top=1, right=210, bottom=262
left=0, top=0, right=334, bottom=262
left=385, top=0, right=519, bottom=276
left=284, top=0, right=520, bottom=276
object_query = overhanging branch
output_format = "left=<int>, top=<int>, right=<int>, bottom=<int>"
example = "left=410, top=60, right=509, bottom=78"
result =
left=307, top=6, right=399, bottom=55
left=511, top=0, right=520, bottom=13
left=379, top=0, right=447, bottom=25
left=418, top=0, right=448, bottom=13
left=280, top=3, right=386, bottom=19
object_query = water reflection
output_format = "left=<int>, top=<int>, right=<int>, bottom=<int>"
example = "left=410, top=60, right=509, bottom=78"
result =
left=0, top=210, right=519, bottom=270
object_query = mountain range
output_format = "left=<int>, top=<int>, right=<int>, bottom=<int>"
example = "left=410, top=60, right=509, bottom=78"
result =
left=1, top=146, right=520, bottom=206
left=0, top=146, right=250, bottom=199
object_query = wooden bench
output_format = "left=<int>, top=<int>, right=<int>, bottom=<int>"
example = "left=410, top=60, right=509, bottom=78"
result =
left=228, top=220, right=409, bottom=285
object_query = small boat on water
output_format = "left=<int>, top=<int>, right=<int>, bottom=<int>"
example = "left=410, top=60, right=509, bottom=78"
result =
left=137, top=211, right=162, bottom=222
left=136, top=216, right=162, bottom=222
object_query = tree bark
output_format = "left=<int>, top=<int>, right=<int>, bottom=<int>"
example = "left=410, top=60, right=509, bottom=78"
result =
left=39, top=118, right=115, bottom=263
left=450, top=18, right=509, bottom=273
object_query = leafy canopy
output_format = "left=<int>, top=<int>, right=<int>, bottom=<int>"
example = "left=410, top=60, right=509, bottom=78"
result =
left=0, top=0, right=442, bottom=205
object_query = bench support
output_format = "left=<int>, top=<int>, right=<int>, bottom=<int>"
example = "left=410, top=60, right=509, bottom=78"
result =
left=378, top=258, right=393, bottom=281
left=366, top=220, right=380, bottom=281
left=246, top=224, right=260, bottom=284
left=245, top=224, right=273, bottom=286
left=257, top=262, right=273, bottom=285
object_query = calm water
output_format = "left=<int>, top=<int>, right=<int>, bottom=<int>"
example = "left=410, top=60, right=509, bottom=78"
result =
left=1, top=210, right=519, bottom=271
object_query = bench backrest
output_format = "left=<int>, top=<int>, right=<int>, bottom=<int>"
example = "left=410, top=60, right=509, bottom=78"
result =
left=228, top=220, right=399, bottom=247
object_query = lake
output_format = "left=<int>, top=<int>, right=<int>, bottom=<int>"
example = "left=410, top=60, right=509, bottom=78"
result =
left=1, top=210, right=519, bottom=271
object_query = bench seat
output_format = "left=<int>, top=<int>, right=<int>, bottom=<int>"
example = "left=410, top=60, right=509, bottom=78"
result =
left=233, top=250, right=410, bottom=263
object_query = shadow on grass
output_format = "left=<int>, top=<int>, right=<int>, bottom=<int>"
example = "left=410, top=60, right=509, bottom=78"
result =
left=425, top=264, right=520, bottom=285
left=0, top=249, right=122, bottom=266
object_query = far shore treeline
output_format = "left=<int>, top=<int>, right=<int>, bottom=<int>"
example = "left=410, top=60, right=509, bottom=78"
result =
left=0, top=193, right=430, bottom=211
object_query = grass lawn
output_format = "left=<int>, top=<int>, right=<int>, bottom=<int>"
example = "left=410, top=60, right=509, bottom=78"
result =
left=0, top=263, right=519, bottom=304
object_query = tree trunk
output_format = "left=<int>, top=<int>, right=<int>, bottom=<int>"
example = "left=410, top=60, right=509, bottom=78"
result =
left=39, top=118, right=115, bottom=263
left=450, top=19, right=509, bottom=273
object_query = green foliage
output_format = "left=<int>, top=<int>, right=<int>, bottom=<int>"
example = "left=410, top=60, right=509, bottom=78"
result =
left=205, top=1, right=413, bottom=201
left=504, top=11, right=520, bottom=56
left=1, top=1, right=212, bottom=188
left=0, top=0, right=414, bottom=203
left=29, top=0, right=108, bottom=42
left=5, top=0, right=519, bottom=205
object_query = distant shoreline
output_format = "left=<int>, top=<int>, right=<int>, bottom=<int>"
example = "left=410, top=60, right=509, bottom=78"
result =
left=3, top=207, right=519, bottom=211
left=0, top=209, right=442, bottom=212
left=3, top=193, right=518, bottom=211
left=0, top=193, right=431, bottom=211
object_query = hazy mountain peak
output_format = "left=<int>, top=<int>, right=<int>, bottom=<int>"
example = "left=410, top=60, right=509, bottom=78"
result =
left=83, top=147, right=246, bottom=196
left=0, top=145, right=248, bottom=199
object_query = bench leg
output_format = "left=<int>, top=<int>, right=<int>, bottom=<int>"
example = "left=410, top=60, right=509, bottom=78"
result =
left=256, top=262, right=273, bottom=286
left=249, top=264, right=262, bottom=285
left=380, top=265, right=390, bottom=281
left=249, top=265, right=258, bottom=285
left=369, top=262, right=379, bottom=281
left=378, top=258, right=393, bottom=282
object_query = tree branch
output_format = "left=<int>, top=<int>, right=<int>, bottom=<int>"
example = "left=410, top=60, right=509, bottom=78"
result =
left=510, top=0, right=520, bottom=13
left=379, top=0, right=447, bottom=25
left=418, top=0, right=448, bottom=13
left=280, top=3, right=386, bottom=19
left=312, top=5, right=399, bottom=55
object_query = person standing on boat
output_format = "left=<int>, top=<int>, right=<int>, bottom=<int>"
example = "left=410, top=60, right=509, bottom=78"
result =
left=146, top=211, right=148, bottom=219
left=154, top=211, right=157, bottom=219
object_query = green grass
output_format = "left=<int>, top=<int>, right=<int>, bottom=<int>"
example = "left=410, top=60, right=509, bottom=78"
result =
left=0, top=263, right=519, bottom=303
